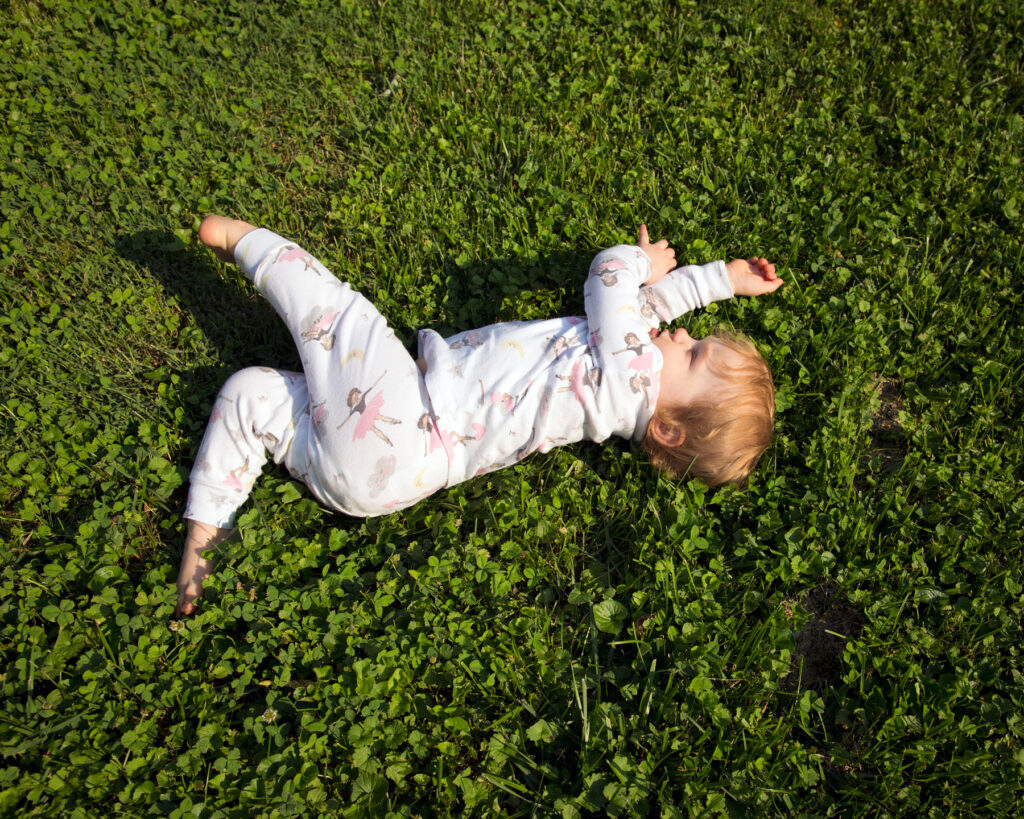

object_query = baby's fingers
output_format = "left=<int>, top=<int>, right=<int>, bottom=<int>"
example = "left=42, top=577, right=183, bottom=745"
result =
left=761, top=271, right=784, bottom=292
left=749, top=257, right=777, bottom=280
left=638, top=224, right=650, bottom=245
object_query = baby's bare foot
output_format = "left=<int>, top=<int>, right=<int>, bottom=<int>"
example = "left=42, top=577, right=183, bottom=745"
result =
left=198, top=215, right=257, bottom=265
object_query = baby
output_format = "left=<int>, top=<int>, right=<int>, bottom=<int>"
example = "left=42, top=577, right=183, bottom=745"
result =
left=175, top=216, right=782, bottom=615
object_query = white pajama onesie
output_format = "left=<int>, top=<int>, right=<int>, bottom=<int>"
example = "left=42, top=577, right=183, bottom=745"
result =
left=184, top=229, right=734, bottom=528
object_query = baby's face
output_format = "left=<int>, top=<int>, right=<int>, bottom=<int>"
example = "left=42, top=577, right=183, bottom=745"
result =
left=651, top=328, right=741, bottom=411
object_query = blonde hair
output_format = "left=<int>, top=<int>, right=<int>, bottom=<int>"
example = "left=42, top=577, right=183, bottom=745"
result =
left=643, top=330, right=774, bottom=487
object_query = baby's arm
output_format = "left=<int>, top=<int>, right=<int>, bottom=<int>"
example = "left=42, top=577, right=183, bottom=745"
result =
left=639, top=253, right=782, bottom=327
left=584, top=242, right=657, bottom=369
left=586, top=227, right=722, bottom=362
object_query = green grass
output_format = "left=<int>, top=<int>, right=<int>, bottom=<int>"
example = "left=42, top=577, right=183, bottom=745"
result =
left=2, top=0, right=1023, bottom=815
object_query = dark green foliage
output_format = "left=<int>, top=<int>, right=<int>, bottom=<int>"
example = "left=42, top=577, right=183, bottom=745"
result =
left=2, top=0, right=1022, bottom=815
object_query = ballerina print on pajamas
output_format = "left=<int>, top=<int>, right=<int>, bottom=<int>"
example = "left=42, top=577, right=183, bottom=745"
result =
left=184, top=230, right=737, bottom=530
left=184, top=229, right=449, bottom=527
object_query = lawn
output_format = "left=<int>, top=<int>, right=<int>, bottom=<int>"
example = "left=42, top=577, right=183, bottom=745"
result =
left=1, top=0, right=1022, bottom=815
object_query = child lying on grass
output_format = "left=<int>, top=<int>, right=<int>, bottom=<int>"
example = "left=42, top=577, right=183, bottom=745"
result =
left=176, top=216, right=782, bottom=615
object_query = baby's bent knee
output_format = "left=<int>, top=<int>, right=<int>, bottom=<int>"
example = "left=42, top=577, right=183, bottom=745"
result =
left=218, top=367, right=292, bottom=403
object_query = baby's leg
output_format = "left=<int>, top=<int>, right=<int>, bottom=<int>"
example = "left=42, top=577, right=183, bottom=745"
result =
left=178, top=366, right=311, bottom=615
left=226, top=226, right=447, bottom=516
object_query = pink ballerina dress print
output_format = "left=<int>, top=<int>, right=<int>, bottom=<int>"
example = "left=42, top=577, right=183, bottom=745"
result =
left=223, top=456, right=251, bottom=491
left=274, top=244, right=319, bottom=273
left=417, top=412, right=447, bottom=456
left=556, top=360, right=601, bottom=408
left=612, top=332, right=655, bottom=371
left=336, top=371, right=401, bottom=445
left=612, top=332, right=657, bottom=409
left=299, top=306, right=339, bottom=350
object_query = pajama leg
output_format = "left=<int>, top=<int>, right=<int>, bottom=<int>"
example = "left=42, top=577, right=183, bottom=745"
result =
left=227, top=229, right=448, bottom=516
left=184, top=366, right=311, bottom=528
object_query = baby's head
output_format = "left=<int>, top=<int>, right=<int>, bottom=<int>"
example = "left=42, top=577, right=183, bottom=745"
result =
left=643, top=329, right=774, bottom=486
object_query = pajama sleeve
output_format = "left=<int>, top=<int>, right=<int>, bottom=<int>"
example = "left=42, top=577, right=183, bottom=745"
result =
left=636, top=260, right=735, bottom=329
left=583, top=244, right=659, bottom=372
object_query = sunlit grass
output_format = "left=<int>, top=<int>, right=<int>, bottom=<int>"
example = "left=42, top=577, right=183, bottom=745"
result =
left=1, top=0, right=1022, bottom=815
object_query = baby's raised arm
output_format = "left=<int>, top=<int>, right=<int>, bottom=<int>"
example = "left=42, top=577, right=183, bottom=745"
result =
left=636, top=224, right=676, bottom=285
left=638, top=245, right=783, bottom=328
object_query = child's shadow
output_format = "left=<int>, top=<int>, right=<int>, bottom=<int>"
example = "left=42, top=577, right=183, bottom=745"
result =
left=419, top=249, right=592, bottom=339
left=118, top=230, right=594, bottom=369
left=116, top=230, right=300, bottom=389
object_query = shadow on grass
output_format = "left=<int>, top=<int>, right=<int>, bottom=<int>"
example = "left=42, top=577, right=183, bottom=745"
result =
left=118, top=229, right=593, bottom=360
left=115, top=229, right=310, bottom=580
left=116, top=229, right=299, bottom=374
left=431, top=249, right=593, bottom=336
left=783, top=582, right=864, bottom=693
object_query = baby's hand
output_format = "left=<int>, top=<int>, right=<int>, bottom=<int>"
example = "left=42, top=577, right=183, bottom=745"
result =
left=637, top=224, right=676, bottom=285
left=726, top=257, right=783, bottom=297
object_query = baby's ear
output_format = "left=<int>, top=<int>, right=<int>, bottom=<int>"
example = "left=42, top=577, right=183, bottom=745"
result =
left=649, top=417, right=685, bottom=447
